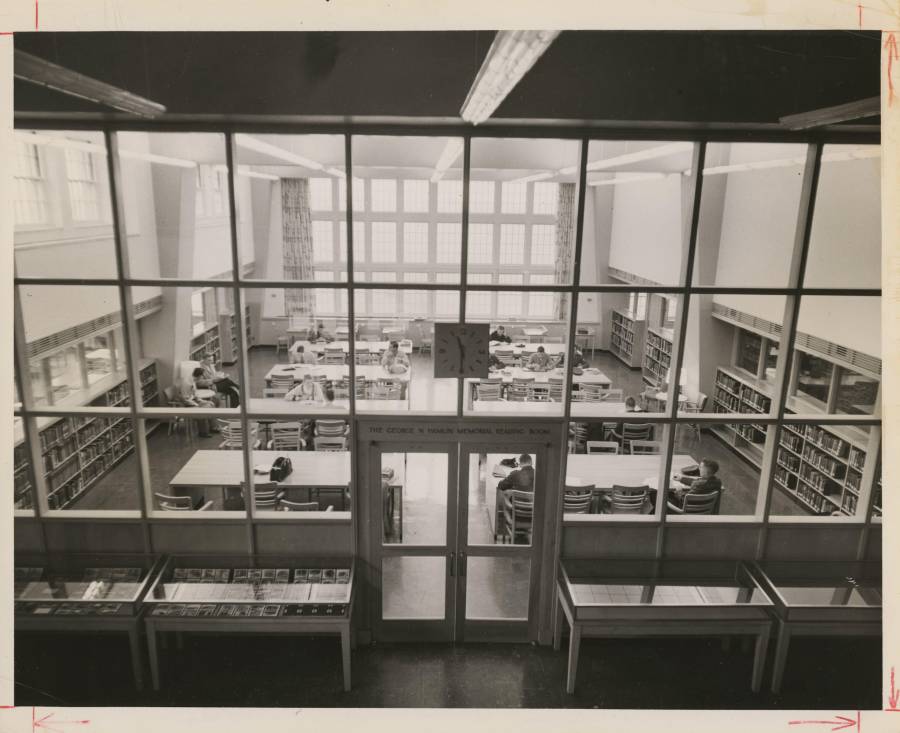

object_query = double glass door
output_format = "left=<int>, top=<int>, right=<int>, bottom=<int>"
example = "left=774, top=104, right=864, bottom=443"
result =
left=370, top=442, right=546, bottom=641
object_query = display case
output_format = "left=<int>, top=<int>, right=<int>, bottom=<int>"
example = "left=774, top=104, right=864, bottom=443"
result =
left=555, top=559, right=774, bottom=694
left=748, top=560, right=882, bottom=693
left=14, top=552, right=163, bottom=691
left=143, top=555, right=355, bottom=691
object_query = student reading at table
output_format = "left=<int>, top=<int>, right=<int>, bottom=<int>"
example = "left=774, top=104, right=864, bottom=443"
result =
left=488, top=352, right=505, bottom=371
left=381, top=340, right=410, bottom=373
left=197, top=353, right=241, bottom=407
left=490, top=325, right=512, bottom=343
left=570, top=348, right=589, bottom=370
left=291, top=344, right=319, bottom=366
left=497, top=454, right=535, bottom=493
left=307, top=321, right=334, bottom=342
left=670, top=458, right=722, bottom=509
left=526, top=346, right=554, bottom=372
left=176, top=368, right=219, bottom=437
left=625, top=396, right=644, bottom=412
left=285, top=374, right=325, bottom=403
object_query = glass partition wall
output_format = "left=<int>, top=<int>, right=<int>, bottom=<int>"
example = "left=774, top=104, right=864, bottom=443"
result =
left=12, top=129, right=882, bottom=543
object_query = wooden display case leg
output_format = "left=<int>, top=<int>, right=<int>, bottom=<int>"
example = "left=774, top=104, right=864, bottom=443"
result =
left=751, top=626, right=770, bottom=693
left=341, top=627, right=352, bottom=692
left=147, top=625, right=161, bottom=691
left=552, top=598, right=563, bottom=651
left=565, top=623, right=581, bottom=694
left=128, top=628, right=145, bottom=692
left=771, top=622, right=791, bottom=694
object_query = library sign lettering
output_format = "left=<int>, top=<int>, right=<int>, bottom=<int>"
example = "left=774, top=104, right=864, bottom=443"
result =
left=361, top=421, right=556, bottom=443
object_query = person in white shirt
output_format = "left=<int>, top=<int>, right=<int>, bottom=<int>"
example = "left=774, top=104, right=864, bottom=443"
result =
left=380, top=341, right=410, bottom=373
left=291, top=344, right=320, bottom=366
left=285, top=374, right=325, bottom=403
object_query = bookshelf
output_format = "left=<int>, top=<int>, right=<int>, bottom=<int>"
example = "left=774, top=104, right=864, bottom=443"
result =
left=711, top=365, right=873, bottom=517
left=610, top=308, right=645, bottom=368
left=218, top=304, right=252, bottom=365
left=642, top=326, right=673, bottom=385
left=15, top=360, right=158, bottom=510
left=190, top=323, right=221, bottom=363
left=14, top=441, right=34, bottom=511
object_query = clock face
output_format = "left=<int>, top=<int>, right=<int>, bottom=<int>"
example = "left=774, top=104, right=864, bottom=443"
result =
left=434, top=323, right=490, bottom=378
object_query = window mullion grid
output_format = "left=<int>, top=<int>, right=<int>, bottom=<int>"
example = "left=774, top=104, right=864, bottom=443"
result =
left=345, top=134, right=358, bottom=473
left=105, top=130, right=152, bottom=539
left=225, top=133, right=255, bottom=549
left=657, top=142, right=705, bottom=548
left=456, top=136, right=471, bottom=418
left=756, top=144, right=824, bottom=552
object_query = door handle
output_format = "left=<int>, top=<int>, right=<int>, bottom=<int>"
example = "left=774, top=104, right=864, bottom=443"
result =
left=459, top=551, right=467, bottom=577
left=449, top=551, right=456, bottom=577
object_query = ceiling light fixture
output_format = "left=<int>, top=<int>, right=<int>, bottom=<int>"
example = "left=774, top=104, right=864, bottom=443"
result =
left=325, top=167, right=346, bottom=178
left=509, top=171, right=555, bottom=184
left=234, top=134, right=324, bottom=170
left=430, top=139, right=464, bottom=182
left=586, top=142, right=694, bottom=172
left=15, top=50, right=167, bottom=118
left=587, top=172, right=669, bottom=187
left=460, top=31, right=560, bottom=125
left=779, top=97, right=880, bottom=130
left=702, top=147, right=879, bottom=176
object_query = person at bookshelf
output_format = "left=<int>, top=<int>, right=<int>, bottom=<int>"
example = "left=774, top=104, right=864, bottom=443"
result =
left=291, top=344, right=320, bottom=366
left=490, top=325, right=512, bottom=343
left=285, top=374, right=325, bottom=403
left=526, top=346, right=554, bottom=372
left=176, top=368, right=219, bottom=437
left=669, top=458, right=722, bottom=510
left=307, top=321, right=334, bottom=342
left=381, top=340, right=410, bottom=374
left=197, top=353, right=241, bottom=407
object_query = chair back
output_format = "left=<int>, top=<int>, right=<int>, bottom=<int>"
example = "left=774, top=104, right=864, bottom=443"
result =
left=332, top=378, right=350, bottom=400
left=568, top=422, right=588, bottom=453
left=681, top=490, right=720, bottom=514
left=548, top=377, right=564, bottom=401
left=503, top=489, right=534, bottom=541
left=513, top=376, right=535, bottom=385
left=563, top=488, right=593, bottom=514
left=630, top=440, right=662, bottom=455
left=268, top=422, right=304, bottom=450
left=280, top=499, right=320, bottom=512
left=372, top=380, right=402, bottom=400
left=323, top=351, right=346, bottom=365
left=476, top=381, right=503, bottom=401
left=610, top=485, right=650, bottom=514
left=494, top=349, right=516, bottom=366
left=218, top=419, right=258, bottom=449
left=506, top=383, right=530, bottom=401
left=315, top=436, right=347, bottom=451
left=579, top=383, right=609, bottom=402
left=601, top=388, right=624, bottom=402
left=586, top=440, right=619, bottom=455
left=270, top=373, right=296, bottom=390
left=154, top=492, right=193, bottom=511
left=315, top=419, right=348, bottom=437
left=529, top=383, right=551, bottom=402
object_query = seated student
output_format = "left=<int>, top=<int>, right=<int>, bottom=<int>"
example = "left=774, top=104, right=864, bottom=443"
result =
left=497, top=454, right=535, bottom=494
left=196, top=353, right=241, bottom=407
left=291, top=344, right=319, bottom=366
left=307, top=321, right=334, bottom=342
left=488, top=352, right=505, bottom=371
left=322, top=385, right=335, bottom=406
left=381, top=340, right=410, bottom=373
left=670, top=458, right=722, bottom=509
left=570, top=348, right=589, bottom=369
left=526, top=346, right=554, bottom=372
left=490, top=325, right=512, bottom=343
left=285, top=374, right=325, bottom=403
left=176, top=368, right=219, bottom=437
left=624, top=396, right=644, bottom=413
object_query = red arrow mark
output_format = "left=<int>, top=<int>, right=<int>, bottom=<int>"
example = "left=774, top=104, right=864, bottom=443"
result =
left=33, top=711, right=89, bottom=733
left=788, top=712, right=859, bottom=731
left=888, top=666, right=900, bottom=710
left=886, top=33, right=899, bottom=106
left=858, top=3, right=863, bottom=28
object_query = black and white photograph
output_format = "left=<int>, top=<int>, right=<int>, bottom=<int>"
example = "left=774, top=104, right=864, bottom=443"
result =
left=3, top=10, right=897, bottom=729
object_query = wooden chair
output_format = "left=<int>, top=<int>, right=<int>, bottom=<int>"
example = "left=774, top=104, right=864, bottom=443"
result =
left=529, top=383, right=551, bottom=402
left=667, top=489, right=721, bottom=515
left=354, top=349, right=375, bottom=365
left=609, top=485, right=652, bottom=514
left=506, top=383, right=530, bottom=402
left=502, top=490, right=534, bottom=544
left=267, top=373, right=296, bottom=395
left=630, top=440, right=662, bottom=455
left=275, top=335, right=290, bottom=356
left=332, top=378, right=350, bottom=400
left=163, top=386, right=193, bottom=439
left=267, top=422, right=306, bottom=450
left=154, top=492, right=213, bottom=511
left=568, top=423, right=588, bottom=453
left=563, top=488, right=594, bottom=514
left=680, top=392, right=709, bottom=443
left=476, top=381, right=503, bottom=401
left=548, top=377, right=564, bottom=402
left=217, top=420, right=261, bottom=450
left=354, top=376, right=369, bottom=399
left=314, top=436, right=347, bottom=451
left=586, top=440, right=619, bottom=455
left=494, top=349, right=516, bottom=366
left=229, top=481, right=284, bottom=511
left=280, top=499, right=333, bottom=512
left=315, top=419, right=350, bottom=437
left=612, top=423, right=653, bottom=453
left=578, top=383, right=610, bottom=402
left=372, top=380, right=402, bottom=400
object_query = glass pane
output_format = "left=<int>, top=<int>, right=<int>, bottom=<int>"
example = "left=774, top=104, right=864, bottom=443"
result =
left=19, top=285, right=129, bottom=410
left=352, top=135, right=463, bottom=284
left=118, top=132, right=235, bottom=280
left=771, top=423, right=877, bottom=518
left=680, top=294, right=786, bottom=416
left=382, top=556, right=445, bottom=620
left=253, top=286, right=350, bottom=416
left=470, top=137, right=580, bottom=286
left=13, top=423, right=35, bottom=514
left=566, top=422, right=669, bottom=518
left=695, top=142, right=808, bottom=287
left=790, top=296, right=881, bottom=415
left=354, top=289, right=458, bottom=413
left=467, top=451, right=536, bottom=546
left=581, top=140, right=693, bottom=286
left=465, top=556, right=530, bottom=621
left=805, top=145, right=880, bottom=288
left=14, top=130, right=114, bottom=278
left=464, top=291, right=569, bottom=416
left=381, top=452, right=447, bottom=545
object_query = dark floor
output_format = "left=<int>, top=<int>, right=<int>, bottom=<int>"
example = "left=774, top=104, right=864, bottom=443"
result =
left=14, top=632, right=881, bottom=709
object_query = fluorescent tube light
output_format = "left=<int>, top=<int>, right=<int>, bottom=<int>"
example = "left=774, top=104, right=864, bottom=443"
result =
left=326, top=167, right=346, bottom=178
left=235, top=134, right=324, bottom=170
left=431, top=139, right=464, bottom=182
left=509, top=171, right=555, bottom=184
left=460, top=31, right=560, bottom=125
left=586, top=142, right=693, bottom=172
left=587, top=172, right=669, bottom=187
left=702, top=147, right=879, bottom=176
left=119, top=149, right=196, bottom=169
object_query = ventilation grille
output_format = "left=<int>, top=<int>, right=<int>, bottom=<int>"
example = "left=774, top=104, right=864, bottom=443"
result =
left=27, top=295, right=162, bottom=360
left=712, top=303, right=881, bottom=377
left=607, top=267, right=663, bottom=287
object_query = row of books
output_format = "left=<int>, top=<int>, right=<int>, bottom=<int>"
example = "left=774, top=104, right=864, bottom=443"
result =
left=151, top=602, right=347, bottom=618
left=171, top=567, right=351, bottom=583
left=802, top=444, right=845, bottom=479
left=16, top=602, right=122, bottom=616
left=804, top=425, right=850, bottom=459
